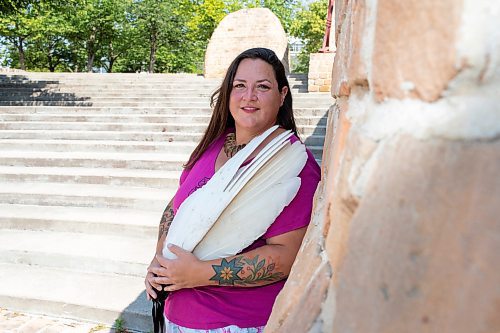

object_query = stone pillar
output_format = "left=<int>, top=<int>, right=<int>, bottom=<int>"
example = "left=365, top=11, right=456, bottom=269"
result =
left=308, top=0, right=335, bottom=93
left=266, top=0, right=500, bottom=332
left=204, top=8, right=289, bottom=78
left=308, top=53, right=336, bottom=92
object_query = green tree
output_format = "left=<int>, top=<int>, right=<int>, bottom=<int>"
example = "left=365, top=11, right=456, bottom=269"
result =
left=0, top=1, right=76, bottom=71
left=64, top=0, right=129, bottom=72
left=95, top=0, right=133, bottom=72
left=0, top=0, right=30, bottom=14
left=0, top=2, right=39, bottom=70
left=0, top=0, right=326, bottom=73
left=187, top=0, right=228, bottom=44
left=130, top=0, right=190, bottom=73
left=290, top=0, right=328, bottom=72
left=29, top=2, right=75, bottom=71
left=250, top=0, right=300, bottom=33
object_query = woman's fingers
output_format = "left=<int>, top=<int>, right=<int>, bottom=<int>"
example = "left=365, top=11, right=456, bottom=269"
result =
left=152, top=276, right=171, bottom=285
left=148, top=265, right=168, bottom=277
left=145, top=278, right=157, bottom=300
left=147, top=272, right=162, bottom=287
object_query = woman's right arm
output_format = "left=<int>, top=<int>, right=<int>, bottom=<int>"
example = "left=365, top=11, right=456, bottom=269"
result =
left=145, top=198, right=175, bottom=300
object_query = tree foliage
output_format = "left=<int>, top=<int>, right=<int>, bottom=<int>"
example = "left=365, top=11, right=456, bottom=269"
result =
left=0, top=0, right=31, bottom=14
left=290, top=0, right=328, bottom=72
left=0, top=0, right=327, bottom=73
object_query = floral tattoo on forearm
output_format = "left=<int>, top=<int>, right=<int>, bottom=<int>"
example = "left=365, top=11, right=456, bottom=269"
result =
left=209, top=255, right=285, bottom=286
left=158, top=202, right=175, bottom=240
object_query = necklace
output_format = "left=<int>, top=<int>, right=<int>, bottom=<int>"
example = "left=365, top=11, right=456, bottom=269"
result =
left=223, top=132, right=246, bottom=158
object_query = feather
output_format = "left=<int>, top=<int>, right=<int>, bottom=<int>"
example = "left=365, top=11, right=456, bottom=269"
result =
left=162, top=126, right=300, bottom=259
left=193, top=141, right=307, bottom=260
left=225, top=131, right=293, bottom=193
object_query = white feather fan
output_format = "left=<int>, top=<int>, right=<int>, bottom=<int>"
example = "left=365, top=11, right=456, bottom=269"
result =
left=162, top=125, right=307, bottom=260
left=193, top=140, right=306, bottom=260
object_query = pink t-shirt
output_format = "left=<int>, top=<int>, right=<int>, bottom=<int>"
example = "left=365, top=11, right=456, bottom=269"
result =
left=164, top=130, right=321, bottom=329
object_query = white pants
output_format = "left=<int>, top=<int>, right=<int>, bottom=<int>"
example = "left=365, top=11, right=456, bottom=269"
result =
left=164, top=315, right=265, bottom=333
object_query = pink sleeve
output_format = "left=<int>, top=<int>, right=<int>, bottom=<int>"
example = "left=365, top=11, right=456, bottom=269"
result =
left=262, top=148, right=321, bottom=239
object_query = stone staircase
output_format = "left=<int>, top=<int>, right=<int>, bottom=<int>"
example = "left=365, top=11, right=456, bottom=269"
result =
left=0, top=72, right=333, bottom=331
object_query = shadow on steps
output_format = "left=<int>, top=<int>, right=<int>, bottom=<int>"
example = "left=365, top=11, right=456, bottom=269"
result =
left=0, top=74, right=93, bottom=107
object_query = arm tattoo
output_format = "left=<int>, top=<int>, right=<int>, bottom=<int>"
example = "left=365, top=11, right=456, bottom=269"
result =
left=158, top=202, right=175, bottom=240
left=209, top=255, right=285, bottom=286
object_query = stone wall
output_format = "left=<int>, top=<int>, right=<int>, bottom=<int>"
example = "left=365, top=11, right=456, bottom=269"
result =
left=308, top=53, right=335, bottom=92
left=204, top=8, right=289, bottom=78
left=266, top=0, right=500, bottom=332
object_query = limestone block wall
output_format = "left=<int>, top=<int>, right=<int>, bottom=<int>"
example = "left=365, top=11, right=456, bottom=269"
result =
left=308, top=53, right=335, bottom=92
left=266, top=0, right=500, bottom=332
left=204, top=8, right=289, bottom=78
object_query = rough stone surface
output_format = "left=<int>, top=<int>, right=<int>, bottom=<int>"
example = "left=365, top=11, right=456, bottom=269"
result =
left=331, top=0, right=369, bottom=98
left=331, top=135, right=500, bottom=333
left=372, top=0, right=461, bottom=102
left=204, top=8, right=289, bottom=78
left=266, top=0, right=500, bottom=332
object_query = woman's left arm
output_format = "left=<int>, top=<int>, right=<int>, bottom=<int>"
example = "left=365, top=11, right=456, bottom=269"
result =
left=149, top=227, right=307, bottom=291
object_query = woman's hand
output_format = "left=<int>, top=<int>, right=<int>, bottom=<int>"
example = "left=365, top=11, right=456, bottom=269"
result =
left=149, top=244, right=206, bottom=292
left=145, top=257, right=163, bottom=300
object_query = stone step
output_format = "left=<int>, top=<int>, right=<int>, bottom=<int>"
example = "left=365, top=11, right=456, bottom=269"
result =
left=0, top=79, right=306, bottom=87
left=0, top=79, right=208, bottom=84
left=0, top=166, right=182, bottom=188
left=3, top=88, right=305, bottom=96
left=0, top=99, right=332, bottom=108
left=0, top=121, right=326, bottom=136
left=0, top=139, right=196, bottom=153
left=0, top=150, right=188, bottom=170
left=0, top=181, right=174, bottom=210
left=0, top=84, right=309, bottom=94
left=0, top=129, right=199, bottom=142
left=0, top=89, right=309, bottom=97
left=0, top=130, right=327, bottom=146
left=0, top=94, right=331, bottom=101
left=0, top=72, right=296, bottom=80
left=1, top=73, right=305, bottom=80
left=2, top=73, right=306, bottom=82
left=0, top=204, right=159, bottom=238
left=0, top=139, right=324, bottom=162
left=0, top=263, right=152, bottom=332
left=0, top=138, right=324, bottom=156
left=1, top=73, right=212, bottom=81
left=0, top=113, right=328, bottom=126
left=0, top=79, right=219, bottom=85
left=0, top=78, right=306, bottom=87
left=0, top=100, right=207, bottom=107
left=0, top=83, right=307, bottom=91
left=0, top=85, right=219, bottom=93
left=0, top=106, right=331, bottom=117
left=0, top=97, right=331, bottom=107
left=0, top=229, right=155, bottom=276
left=0, top=90, right=217, bottom=98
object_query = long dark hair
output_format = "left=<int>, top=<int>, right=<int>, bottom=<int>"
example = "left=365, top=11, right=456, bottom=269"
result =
left=184, top=47, right=298, bottom=169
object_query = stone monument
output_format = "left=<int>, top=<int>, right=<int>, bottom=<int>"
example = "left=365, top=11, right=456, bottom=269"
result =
left=204, top=8, right=289, bottom=78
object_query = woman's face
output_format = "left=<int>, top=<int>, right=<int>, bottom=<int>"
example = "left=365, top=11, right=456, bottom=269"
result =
left=229, top=58, right=288, bottom=137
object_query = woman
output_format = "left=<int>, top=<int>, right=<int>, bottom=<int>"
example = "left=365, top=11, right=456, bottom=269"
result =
left=145, top=48, right=320, bottom=332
